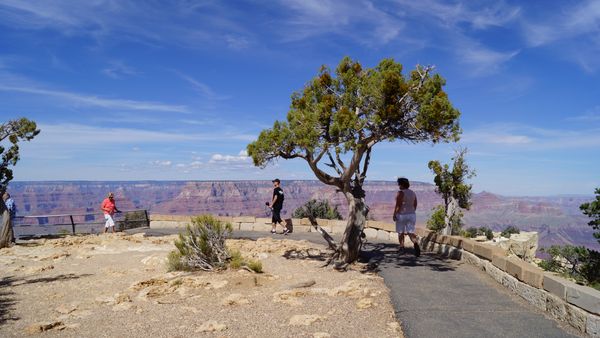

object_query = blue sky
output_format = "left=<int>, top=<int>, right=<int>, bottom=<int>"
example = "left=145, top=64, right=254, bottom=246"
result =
left=0, top=0, right=599, bottom=196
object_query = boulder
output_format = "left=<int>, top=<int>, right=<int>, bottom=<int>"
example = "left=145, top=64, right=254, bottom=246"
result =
left=488, top=231, right=538, bottom=262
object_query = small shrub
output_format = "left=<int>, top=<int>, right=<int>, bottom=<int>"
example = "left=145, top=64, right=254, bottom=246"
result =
left=480, top=226, right=493, bottom=240
left=229, top=250, right=244, bottom=269
left=464, top=227, right=478, bottom=238
left=426, top=205, right=445, bottom=233
left=462, top=226, right=493, bottom=240
left=500, top=226, right=520, bottom=238
left=227, top=249, right=263, bottom=273
left=166, top=250, right=189, bottom=272
left=293, top=199, right=342, bottom=220
left=538, top=245, right=600, bottom=288
left=246, top=259, right=263, bottom=273
left=170, top=214, right=233, bottom=271
left=427, top=205, right=463, bottom=235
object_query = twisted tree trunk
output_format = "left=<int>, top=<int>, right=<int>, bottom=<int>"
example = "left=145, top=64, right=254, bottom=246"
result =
left=0, top=200, right=13, bottom=249
left=442, top=197, right=458, bottom=235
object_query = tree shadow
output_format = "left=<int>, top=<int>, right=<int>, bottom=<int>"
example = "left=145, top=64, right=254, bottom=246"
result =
left=282, top=248, right=330, bottom=262
left=358, top=242, right=457, bottom=272
left=0, top=277, right=19, bottom=325
left=0, top=273, right=92, bottom=325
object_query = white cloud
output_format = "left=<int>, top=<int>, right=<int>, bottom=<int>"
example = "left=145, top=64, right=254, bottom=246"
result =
left=277, top=0, right=403, bottom=45
left=32, top=123, right=256, bottom=146
left=0, top=1, right=250, bottom=50
left=458, top=45, right=519, bottom=76
left=103, top=60, right=139, bottom=79
left=463, top=123, right=600, bottom=150
left=0, top=84, right=189, bottom=113
left=151, top=160, right=172, bottom=167
left=173, top=71, right=230, bottom=101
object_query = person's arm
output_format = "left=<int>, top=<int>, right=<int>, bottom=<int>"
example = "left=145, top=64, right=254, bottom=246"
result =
left=414, top=195, right=418, bottom=211
left=271, top=194, right=278, bottom=208
left=393, top=191, right=403, bottom=221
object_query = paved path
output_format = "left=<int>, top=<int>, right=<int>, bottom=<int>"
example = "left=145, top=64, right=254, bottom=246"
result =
left=136, top=228, right=581, bottom=338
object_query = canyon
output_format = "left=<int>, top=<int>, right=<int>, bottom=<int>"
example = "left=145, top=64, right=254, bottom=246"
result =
left=6, top=180, right=598, bottom=250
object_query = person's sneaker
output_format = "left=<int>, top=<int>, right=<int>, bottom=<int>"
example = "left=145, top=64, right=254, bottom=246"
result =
left=282, top=228, right=290, bottom=235
left=414, top=243, right=421, bottom=257
left=270, top=229, right=277, bottom=234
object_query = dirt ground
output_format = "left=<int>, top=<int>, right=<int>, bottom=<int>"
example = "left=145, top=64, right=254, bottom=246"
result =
left=0, top=233, right=402, bottom=338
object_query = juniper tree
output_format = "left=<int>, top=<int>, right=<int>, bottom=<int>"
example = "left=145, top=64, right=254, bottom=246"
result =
left=580, top=188, right=600, bottom=245
left=0, top=118, right=40, bottom=248
left=428, top=148, right=475, bottom=235
left=248, top=57, right=460, bottom=267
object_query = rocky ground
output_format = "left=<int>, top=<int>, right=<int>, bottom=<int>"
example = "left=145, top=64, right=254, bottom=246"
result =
left=0, top=233, right=402, bottom=337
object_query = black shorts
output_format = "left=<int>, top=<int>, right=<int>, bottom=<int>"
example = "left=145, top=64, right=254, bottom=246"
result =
left=271, top=209, right=282, bottom=223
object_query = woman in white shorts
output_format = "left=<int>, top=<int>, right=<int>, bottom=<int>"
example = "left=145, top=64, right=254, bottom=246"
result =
left=393, top=178, right=420, bottom=257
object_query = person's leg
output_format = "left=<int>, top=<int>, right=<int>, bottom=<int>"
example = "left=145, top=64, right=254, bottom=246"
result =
left=282, top=221, right=289, bottom=235
left=406, top=214, right=419, bottom=257
left=397, top=233, right=405, bottom=254
left=270, top=222, right=277, bottom=233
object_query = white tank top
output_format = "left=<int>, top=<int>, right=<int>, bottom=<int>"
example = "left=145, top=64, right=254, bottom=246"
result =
left=399, top=188, right=416, bottom=214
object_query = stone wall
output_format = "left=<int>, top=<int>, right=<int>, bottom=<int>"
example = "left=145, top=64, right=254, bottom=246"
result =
left=415, top=228, right=600, bottom=337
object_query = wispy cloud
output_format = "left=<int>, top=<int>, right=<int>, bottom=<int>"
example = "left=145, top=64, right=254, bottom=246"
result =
left=394, top=0, right=521, bottom=30
left=458, top=44, right=519, bottom=76
left=277, top=0, right=403, bottom=45
left=463, top=123, right=600, bottom=150
left=102, top=60, right=139, bottom=79
left=567, top=106, right=600, bottom=122
left=0, top=84, right=189, bottom=113
left=173, top=70, right=230, bottom=101
left=521, top=0, right=600, bottom=72
left=32, top=124, right=256, bottom=146
left=0, top=0, right=251, bottom=50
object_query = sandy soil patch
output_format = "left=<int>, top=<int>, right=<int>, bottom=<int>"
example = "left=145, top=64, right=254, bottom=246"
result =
left=0, top=233, right=402, bottom=337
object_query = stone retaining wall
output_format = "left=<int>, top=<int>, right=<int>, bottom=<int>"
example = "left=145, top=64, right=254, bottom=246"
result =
left=149, top=214, right=399, bottom=241
left=415, top=228, right=600, bottom=337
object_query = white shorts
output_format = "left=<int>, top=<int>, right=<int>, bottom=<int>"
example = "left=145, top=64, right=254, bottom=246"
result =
left=104, top=214, right=115, bottom=228
left=395, top=213, right=416, bottom=234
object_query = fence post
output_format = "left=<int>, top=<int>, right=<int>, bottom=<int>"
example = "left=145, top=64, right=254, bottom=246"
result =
left=144, top=210, right=150, bottom=228
left=69, top=215, right=75, bottom=234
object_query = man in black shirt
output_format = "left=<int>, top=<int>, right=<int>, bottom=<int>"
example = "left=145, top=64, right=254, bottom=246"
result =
left=268, top=178, right=289, bottom=235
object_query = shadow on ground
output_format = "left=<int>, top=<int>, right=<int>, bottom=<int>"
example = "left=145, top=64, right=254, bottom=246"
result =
left=0, top=277, right=18, bottom=325
left=0, top=272, right=93, bottom=325
left=359, top=242, right=457, bottom=272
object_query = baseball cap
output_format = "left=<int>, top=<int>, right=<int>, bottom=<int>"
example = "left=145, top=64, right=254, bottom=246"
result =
left=272, top=178, right=280, bottom=183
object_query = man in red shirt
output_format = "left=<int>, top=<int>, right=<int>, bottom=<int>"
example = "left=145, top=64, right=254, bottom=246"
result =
left=101, top=192, right=121, bottom=233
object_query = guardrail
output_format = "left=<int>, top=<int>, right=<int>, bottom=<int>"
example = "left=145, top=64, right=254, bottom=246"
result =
left=13, top=209, right=150, bottom=236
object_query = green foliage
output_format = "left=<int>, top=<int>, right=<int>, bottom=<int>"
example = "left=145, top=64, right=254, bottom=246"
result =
left=426, top=205, right=445, bottom=232
left=247, top=57, right=461, bottom=191
left=580, top=188, right=600, bottom=245
left=170, top=214, right=233, bottom=271
left=166, top=250, right=189, bottom=272
left=427, top=206, right=463, bottom=235
left=228, top=249, right=263, bottom=273
left=500, top=226, right=520, bottom=238
left=1, top=118, right=40, bottom=192
left=246, top=259, right=263, bottom=273
left=463, top=226, right=493, bottom=240
left=539, top=245, right=600, bottom=289
left=428, top=148, right=475, bottom=233
left=293, top=199, right=342, bottom=220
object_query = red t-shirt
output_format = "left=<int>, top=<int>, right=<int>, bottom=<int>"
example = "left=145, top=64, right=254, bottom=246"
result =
left=101, top=198, right=116, bottom=215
